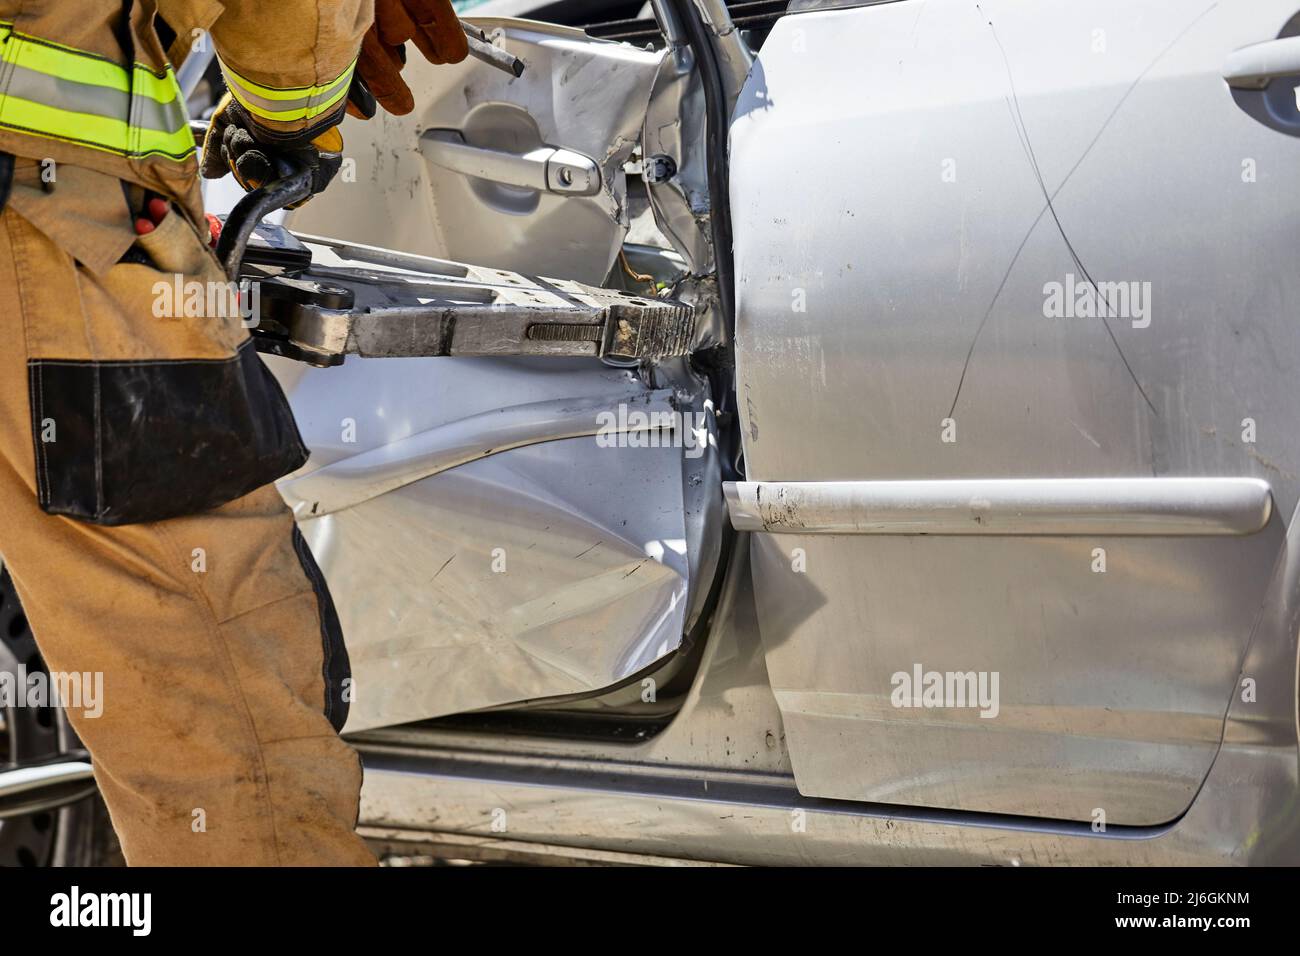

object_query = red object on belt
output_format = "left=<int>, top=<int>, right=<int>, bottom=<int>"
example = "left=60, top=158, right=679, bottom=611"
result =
left=132, top=199, right=221, bottom=249
left=205, top=213, right=222, bottom=248
left=134, top=196, right=170, bottom=235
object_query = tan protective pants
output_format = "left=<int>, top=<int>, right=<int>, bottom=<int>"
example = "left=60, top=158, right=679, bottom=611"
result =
left=0, top=161, right=374, bottom=866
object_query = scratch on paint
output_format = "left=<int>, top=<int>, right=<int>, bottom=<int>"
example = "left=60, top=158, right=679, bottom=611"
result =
left=949, top=2, right=1218, bottom=419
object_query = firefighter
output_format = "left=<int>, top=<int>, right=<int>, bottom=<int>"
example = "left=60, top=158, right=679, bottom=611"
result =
left=0, top=1, right=465, bottom=865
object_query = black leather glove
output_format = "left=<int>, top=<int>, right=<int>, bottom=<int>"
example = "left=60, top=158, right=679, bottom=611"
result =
left=200, top=94, right=344, bottom=205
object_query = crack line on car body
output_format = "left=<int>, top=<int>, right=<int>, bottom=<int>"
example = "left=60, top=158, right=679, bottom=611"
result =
left=430, top=554, right=456, bottom=582
left=573, top=540, right=603, bottom=559
left=1001, top=73, right=1158, bottom=417
left=948, top=2, right=1218, bottom=420
left=1182, top=500, right=1289, bottom=833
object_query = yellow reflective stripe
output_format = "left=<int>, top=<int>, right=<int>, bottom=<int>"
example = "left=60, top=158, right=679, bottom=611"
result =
left=0, top=26, right=182, bottom=104
left=6, top=34, right=131, bottom=92
left=228, top=83, right=349, bottom=123
left=0, top=95, right=194, bottom=160
left=0, top=95, right=132, bottom=149
left=219, top=57, right=355, bottom=124
left=220, top=57, right=355, bottom=100
left=132, top=64, right=186, bottom=108
left=0, top=23, right=192, bottom=160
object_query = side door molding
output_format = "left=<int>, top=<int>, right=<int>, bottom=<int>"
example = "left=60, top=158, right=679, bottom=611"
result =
left=725, top=477, right=1273, bottom=536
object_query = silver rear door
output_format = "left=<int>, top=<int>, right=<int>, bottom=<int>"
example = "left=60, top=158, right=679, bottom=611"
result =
left=730, top=0, right=1300, bottom=825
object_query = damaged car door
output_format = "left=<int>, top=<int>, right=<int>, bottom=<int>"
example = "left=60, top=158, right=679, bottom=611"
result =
left=289, top=17, right=661, bottom=284
left=268, top=19, right=723, bottom=732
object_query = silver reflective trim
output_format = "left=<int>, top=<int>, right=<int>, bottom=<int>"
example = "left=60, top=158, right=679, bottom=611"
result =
left=724, top=477, right=1274, bottom=535
left=219, top=62, right=352, bottom=118
left=5, top=62, right=126, bottom=123
left=132, top=76, right=189, bottom=136
left=4, top=60, right=186, bottom=134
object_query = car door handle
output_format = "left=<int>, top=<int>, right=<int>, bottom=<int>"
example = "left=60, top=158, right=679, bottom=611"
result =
left=1223, top=35, right=1300, bottom=89
left=418, top=129, right=601, bottom=196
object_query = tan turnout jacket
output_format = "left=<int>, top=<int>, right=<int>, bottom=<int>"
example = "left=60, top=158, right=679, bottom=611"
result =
left=0, top=0, right=372, bottom=220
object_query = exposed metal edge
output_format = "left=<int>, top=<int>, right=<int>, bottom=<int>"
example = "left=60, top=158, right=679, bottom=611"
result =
left=688, top=0, right=752, bottom=110
left=461, top=15, right=663, bottom=49
left=723, top=478, right=1274, bottom=536
left=281, top=389, right=679, bottom=519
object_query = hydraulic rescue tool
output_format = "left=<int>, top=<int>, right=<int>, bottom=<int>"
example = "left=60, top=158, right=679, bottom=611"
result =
left=215, top=161, right=697, bottom=368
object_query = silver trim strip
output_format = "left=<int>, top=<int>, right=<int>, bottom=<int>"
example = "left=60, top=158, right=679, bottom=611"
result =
left=723, top=478, right=1273, bottom=536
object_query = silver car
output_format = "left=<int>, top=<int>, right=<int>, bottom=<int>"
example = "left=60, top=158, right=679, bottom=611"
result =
left=4, top=0, right=1299, bottom=866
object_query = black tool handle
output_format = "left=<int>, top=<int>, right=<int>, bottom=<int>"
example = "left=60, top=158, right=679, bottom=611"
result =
left=216, top=157, right=315, bottom=279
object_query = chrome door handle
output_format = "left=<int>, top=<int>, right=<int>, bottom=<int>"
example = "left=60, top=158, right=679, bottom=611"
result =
left=1223, top=35, right=1300, bottom=89
left=418, top=129, right=601, bottom=196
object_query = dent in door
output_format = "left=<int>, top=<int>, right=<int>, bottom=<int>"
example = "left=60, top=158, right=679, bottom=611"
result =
left=271, top=355, right=709, bottom=732
left=288, top=19, right=664, bottom=284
